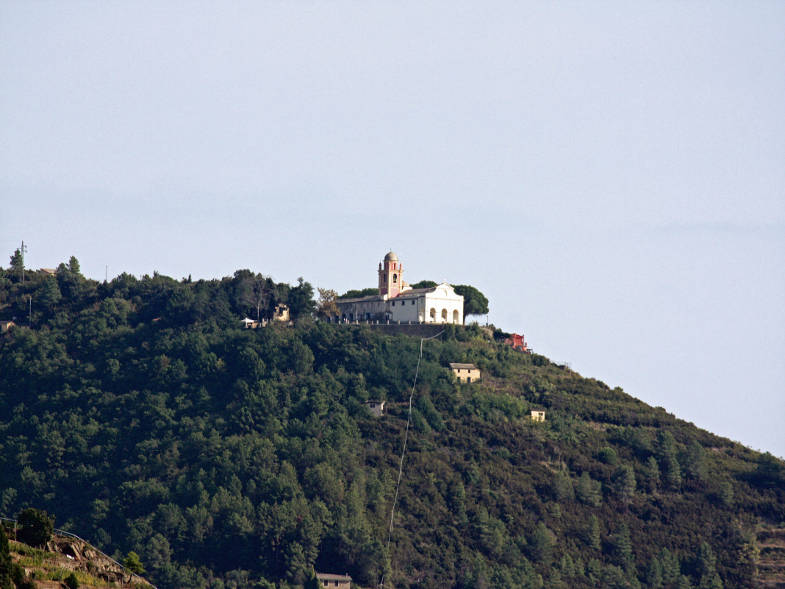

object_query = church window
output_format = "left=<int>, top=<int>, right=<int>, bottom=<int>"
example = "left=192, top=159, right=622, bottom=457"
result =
left=441, top=308, right=448, bottom=320
left=453, top=309, right=459, bottom=323
left=393, top=274, right=398, bottom=283
left=429, top=308, right=436, bottom=320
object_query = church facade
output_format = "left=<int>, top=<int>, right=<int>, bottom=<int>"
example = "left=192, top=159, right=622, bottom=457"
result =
left=334, top=252, right=464, bottom=324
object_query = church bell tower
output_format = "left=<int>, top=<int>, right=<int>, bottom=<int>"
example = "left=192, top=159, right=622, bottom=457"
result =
left=378, top=251, right=403, bottom=298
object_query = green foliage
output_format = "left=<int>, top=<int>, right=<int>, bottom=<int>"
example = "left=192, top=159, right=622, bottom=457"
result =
left=64, top=571, right=79, bottom=589
left=9, top=249, right=23, bottom=280
left=0, top=258, right=781, bottom=589
left=452, top=284, right=489, bottom=318
left=0, top=526, right=12, bottom=589
left=123, top=551, right=146, bottom=575
left=339, top=287, right=378, bottom=299
left=611, top=464, right=636, bottom=503
left=597, top=446, right=618, bottom=465
left=409, top=280, right=437, bottom=289
left=16, top=508, right=54, bottom=548
left=576, top=472, right=602, bottom=507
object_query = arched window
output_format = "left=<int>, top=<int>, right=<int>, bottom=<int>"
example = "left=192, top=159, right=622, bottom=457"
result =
left=453, top=309, right=460, bottom=324
left=429, top=308, right=436, bottom=320
left=393, top=273, right=398, bottom=283
left=441, top=308, right=447, bottom=321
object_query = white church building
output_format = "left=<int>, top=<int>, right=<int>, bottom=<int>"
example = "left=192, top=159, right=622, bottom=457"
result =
left=334, top=252, right=464, bottom=324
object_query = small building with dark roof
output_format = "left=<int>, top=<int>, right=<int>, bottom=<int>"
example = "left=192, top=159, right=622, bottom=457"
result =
left=316, top=572, right=352, bottom=588
left=450, top=362, right=481, bottom=383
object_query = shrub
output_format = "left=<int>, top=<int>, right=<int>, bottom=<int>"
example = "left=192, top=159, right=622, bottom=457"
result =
left=64, top=572, right=79, bottom=589
left=16, top=508, right=54, bottom=548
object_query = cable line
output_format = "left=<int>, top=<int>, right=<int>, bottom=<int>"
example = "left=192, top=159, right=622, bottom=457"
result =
left=379, top=329, right=444, bottom=589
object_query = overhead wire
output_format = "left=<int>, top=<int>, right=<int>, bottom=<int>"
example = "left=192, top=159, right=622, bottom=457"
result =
left=379, top=328, right=444, bottom=589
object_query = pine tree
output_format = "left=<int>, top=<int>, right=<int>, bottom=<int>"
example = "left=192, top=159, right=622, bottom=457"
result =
left=576, top=471, right=602, bottom=507
left=646, top=555, right=663, bottom=588
left=612, top=464, right=637, bottom=503
left=584, top=515, right=601, bottom=550
left=657, top=431, right=683, bottom=490
left=684, top=440, right=708, bottom=482
left=645, top=456, right=661, bottom=493
left=9, top=249, right=23, bottom=282
left=37, top=276, right=62, bottom=309
left=660, top=548, right=681, bottom=584
left=697, top=542, right=723, bottom=589
left=611, top=523, right=633, bottom=568
left=0, top=525, right=13, bottom=589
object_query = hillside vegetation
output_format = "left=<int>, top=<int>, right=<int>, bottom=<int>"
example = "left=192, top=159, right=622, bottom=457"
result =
left=1, top=259, right=784, bottom=588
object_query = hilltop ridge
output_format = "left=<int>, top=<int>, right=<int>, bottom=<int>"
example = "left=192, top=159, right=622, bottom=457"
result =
left=0, top=261, right=784, bottom=588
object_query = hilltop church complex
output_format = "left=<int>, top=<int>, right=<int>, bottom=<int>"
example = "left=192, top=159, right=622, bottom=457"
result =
left=333, top=252, right=464, bottom=324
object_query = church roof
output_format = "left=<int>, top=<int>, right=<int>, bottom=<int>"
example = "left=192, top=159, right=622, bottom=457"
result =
left=383, top=251, right=399, bottom=262
left=395, top=287, right=436, bottom=298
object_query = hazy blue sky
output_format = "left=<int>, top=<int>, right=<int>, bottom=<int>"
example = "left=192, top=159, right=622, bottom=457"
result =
left=2, top=2, right=784, bottom=456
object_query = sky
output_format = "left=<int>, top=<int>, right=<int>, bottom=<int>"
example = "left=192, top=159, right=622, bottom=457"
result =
left=1, top=2, right=783, bottom=457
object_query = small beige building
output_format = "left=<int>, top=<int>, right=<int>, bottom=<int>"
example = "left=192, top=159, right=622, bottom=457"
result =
left=530, top=410, right=546, bottom=422
left=450, top=362, right=481, bottom=383
left=0, top=321, right=16, bottom=333
left=316, top=572, right=352, bottom=588
left=364, top=400, right=386, bottom=417
left=273, top=303, right=291, bottom=323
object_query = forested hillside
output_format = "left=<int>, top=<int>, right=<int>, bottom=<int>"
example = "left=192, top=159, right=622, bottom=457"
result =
left=1, top=258, right=783, bottom=588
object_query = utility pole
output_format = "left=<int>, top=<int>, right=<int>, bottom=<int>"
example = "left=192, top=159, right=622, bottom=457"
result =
left=105, top=265, right=108, bottom=283
left=27, top=295, right=32, bottom=325
left=20, top=240, right=28, bottom=283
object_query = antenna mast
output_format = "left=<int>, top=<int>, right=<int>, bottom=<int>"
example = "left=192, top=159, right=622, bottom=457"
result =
left=20, top=240, right=28, bottom=283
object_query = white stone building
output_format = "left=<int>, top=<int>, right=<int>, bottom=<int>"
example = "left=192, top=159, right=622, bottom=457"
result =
left=334, top=252, right=464, bottom=324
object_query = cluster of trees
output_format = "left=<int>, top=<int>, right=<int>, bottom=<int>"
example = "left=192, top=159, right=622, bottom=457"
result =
left=0, top=253, right=782, bottom=588
left=0, top=253, right=315, bottom=330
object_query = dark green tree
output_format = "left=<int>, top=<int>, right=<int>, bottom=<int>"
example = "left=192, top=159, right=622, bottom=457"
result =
left=123, top=551, right=146, bottom=575
left=9, top=249, right=23, bottom=281
left=659, top=548, right=681, bottom=584
left=610, top=523, right=633, bottom=568
left=697, top=542, right=723, bottom=589
left=576, top=472, right=602, bottom=507
left=288, top=277, right=315, bottom=320
left=644, top=456, right=661, bottom=493
left=646, top=555, right=663, bottom=588
left=64, top=572, right=79, bottom=589
left=16, top=508, right=54, bottom=548
left=0, top=525, right=12, bottom=589
left=612, top=464, right=636, bottom=503
left=452, top=284, right=489, bottom=319
left=584, top=515, right=601, bottom=550
left=36, top=276, right=62, bottom=309
left=409, top=280, right=437, bottom=289
left=528, top=522, right=555, bottom=565
left=684, top=440, right=708, bottom=482
left=68, top=256, right=81, bottom=275
left=339, top=287, right=379, bottom=298
left=753, top=452, right=785, bottom=488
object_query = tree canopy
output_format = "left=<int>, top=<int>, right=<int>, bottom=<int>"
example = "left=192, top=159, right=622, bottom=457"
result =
left=0, top=252, right=781, bottom=588
left=452, top=284, right=489, bottom=318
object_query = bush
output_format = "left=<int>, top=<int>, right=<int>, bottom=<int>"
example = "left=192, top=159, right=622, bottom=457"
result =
left=64, top=572, right=79, bottom=589
left=16, top=508, right=54, bottom=548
